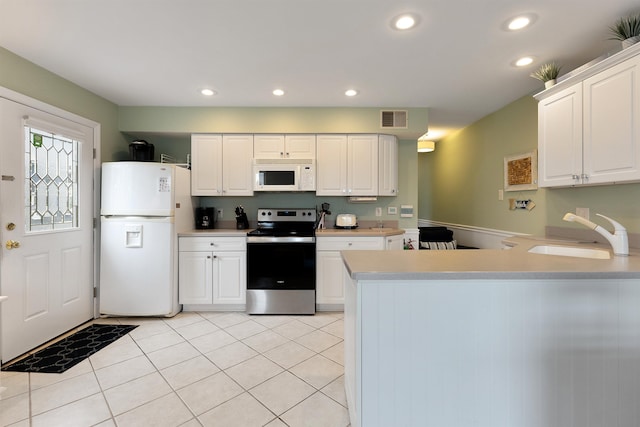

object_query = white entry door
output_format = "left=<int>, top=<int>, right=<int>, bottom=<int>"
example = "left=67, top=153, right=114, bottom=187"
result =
left=0, top=97, right=95, bottom=362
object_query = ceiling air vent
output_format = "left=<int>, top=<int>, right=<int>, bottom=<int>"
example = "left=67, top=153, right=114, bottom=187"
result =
left=380, top=110, right=408, bottom=129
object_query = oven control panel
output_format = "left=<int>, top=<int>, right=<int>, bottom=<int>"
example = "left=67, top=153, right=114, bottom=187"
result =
left=257, top=208, right=316, bottom=222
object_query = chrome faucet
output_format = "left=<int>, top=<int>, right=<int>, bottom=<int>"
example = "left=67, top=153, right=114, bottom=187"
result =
left=563, top=212, right=629, bottom=256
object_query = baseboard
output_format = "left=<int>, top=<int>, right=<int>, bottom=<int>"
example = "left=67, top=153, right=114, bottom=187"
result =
left=182, top=304, right=246, bottom=312
left=418, top=219, right=529, bottom=249
left=316, top=304, right=344, bottom=312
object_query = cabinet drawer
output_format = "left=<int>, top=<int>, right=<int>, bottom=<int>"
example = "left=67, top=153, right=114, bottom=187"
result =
left=179, top=236, right=246, bottom=252
left=316, top=236, right=384, bottom=251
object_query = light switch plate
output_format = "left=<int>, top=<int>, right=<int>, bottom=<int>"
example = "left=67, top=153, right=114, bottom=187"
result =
left=400, top=205, right=414, bottom=218
left=576, top=207, right=590, bottom=220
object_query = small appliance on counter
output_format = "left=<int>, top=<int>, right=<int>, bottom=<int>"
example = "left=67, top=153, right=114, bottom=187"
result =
left=195, top=207, right=216, bottom=229
left=235, top=206, right=250, bottom=229
left=128, top=140, right=155, bottom=161
left=335, top=213, right=358, bottom=229
left=317, top=202, right=331, bottom=230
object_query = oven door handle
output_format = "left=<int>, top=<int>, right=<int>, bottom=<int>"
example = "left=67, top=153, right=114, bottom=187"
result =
left=247, top=236, right=316, bottom=244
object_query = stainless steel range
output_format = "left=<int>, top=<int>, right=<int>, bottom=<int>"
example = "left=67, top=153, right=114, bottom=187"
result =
left=246, top=208, right=317, bottom=315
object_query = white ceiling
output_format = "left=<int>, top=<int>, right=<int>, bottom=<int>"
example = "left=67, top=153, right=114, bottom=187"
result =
left=1, top=0, right=639, bottom=138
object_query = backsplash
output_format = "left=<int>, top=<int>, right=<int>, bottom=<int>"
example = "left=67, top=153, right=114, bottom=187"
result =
left=195, top=193, right=408, bottom=229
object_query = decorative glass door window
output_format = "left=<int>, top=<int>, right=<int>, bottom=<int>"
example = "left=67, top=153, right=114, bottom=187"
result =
left=24, top=125, right=79, bottom=232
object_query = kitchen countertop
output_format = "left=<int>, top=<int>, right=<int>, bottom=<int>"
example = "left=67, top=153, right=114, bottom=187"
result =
left=316, top=227, right=404, bottom=237
left=342, top=235, right=640, bottom=281
left=179, top=227, right=405, bottom=238
left=178, top=229, right=252, bottom=237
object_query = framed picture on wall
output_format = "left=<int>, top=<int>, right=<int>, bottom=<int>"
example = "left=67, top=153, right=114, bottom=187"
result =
left=504, top=150, right=537, bottom=192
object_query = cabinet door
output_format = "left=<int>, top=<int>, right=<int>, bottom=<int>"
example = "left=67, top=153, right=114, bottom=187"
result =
left=378, top=134, right=398, bottom=196
left=213, top=251, right=246, bottom=305
left=254, top=134, right=285, bottom=159
left=385, top=234, right=404, bottom=250
left=191, top=134, right=223, bottom=195
left=179, top=251, right=213, bottom=304
left=222, top=134, right=254, bottom=196
left=538, top=84, right=583, bottom=187
left=284, top=134, right=316, bottom=159
left=316, top=250, right=346, bottom=304
left=584, top=56, right=640, bottom=184
left=348, top=134, right=378, bottom=195
left=316, top=134, right=348, bottom=196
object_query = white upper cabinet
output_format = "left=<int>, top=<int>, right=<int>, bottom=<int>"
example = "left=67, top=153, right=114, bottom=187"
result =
left=536, top=47, right=640, bottom=187
left=191, top=134, right=254, bottom=196
left=316, top=134, right=378, bottom=196
left=537, top=83, right=583, bottom=187
left=316, top=134, right=349, bottom=195
left=191, top=134, right=223, bottom=196
left=222, top=135, right=254, bottom=195
left=583, top=57, right=640, bottom=184
left=347, top=134, right=379, bottom=196
left=254, top=134, right=316, bottom=159
left=378, top=134, right=398, bottom=196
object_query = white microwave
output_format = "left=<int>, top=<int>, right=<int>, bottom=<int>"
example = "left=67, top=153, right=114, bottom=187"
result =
left=253, top=158, right=316, bottom=192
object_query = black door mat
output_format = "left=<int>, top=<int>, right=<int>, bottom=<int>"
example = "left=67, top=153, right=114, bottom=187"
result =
left=1, top=324, right=138, bottom=374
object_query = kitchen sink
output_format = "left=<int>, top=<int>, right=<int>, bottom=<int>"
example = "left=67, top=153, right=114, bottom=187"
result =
left=528, top=245, right=611, bottom=259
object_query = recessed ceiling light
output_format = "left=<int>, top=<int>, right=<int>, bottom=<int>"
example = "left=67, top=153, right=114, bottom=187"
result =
left=504, top=13, right=537, bottom=31
left=515, top=56, right=534, bottom=67
left=272, top=89, right=285, bottom=96
left=345, top=89, right=358, bottom=97
left=392, top=13, right=419, bottom=30
left=201, top=89, right=215, bottom=96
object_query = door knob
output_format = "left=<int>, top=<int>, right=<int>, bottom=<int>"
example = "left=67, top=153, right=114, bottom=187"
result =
left=6, top=222, right=15, bottom=231
left=5, top=240, right=20, bottom=250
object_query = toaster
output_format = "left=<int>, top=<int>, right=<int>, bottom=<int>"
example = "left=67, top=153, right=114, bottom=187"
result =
left=336, top=214, right=358, bottom=228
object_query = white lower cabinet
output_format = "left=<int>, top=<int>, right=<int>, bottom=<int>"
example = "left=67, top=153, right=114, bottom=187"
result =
left=385, top=233, right=404, bottom=250
left=179, top=236, right=246, bottom=308
left=316, top=236, right=385, bottom=309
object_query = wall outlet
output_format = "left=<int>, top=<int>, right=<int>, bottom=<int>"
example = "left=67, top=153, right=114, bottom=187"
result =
left=498, top=189, right=504, bottom=201
left=217, top=208, right=223, bottom=219
left=388, top=206, right=398, bottom=215
left=375, top=207, right=382, bottom=217
left=576, top=207, right=589, bottom=220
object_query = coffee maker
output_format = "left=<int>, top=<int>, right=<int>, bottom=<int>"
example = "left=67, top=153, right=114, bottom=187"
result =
left=195, top=207, right=216, bottom=229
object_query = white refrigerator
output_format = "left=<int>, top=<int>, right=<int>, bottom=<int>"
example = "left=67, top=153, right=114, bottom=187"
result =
left=99, top=162, right=193, bottom=316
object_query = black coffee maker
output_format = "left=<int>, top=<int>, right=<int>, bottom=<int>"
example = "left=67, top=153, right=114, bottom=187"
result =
left=195, top=207, right=216, bottom=229
left=235, top=206, right=249, bottom=229
left=129, top=140, right=154, bottom=161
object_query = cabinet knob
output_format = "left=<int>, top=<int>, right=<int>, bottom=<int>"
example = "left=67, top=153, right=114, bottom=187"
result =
left=348, top=242, right=353, bottom=246
left=207, top=255, right=212, bottom=259
left=210, top=242, right=216, bottom=246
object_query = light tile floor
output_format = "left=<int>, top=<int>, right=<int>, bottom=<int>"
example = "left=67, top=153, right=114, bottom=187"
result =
left=0, top=311, right=350, bottom=427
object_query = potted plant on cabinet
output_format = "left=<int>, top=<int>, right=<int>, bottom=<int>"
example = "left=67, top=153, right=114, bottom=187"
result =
left=609, top=13, right=640, bottom=49
left=530, top=62, right=562, bottom=89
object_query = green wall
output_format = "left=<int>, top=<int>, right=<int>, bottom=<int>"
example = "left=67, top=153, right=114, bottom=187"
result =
left=0, top=47, right=125, bottom=160
left=420, top=94, right=640, bottom=234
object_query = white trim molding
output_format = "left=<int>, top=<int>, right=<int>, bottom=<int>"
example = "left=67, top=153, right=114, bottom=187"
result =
left=418, top=219, right=529, bottom=249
